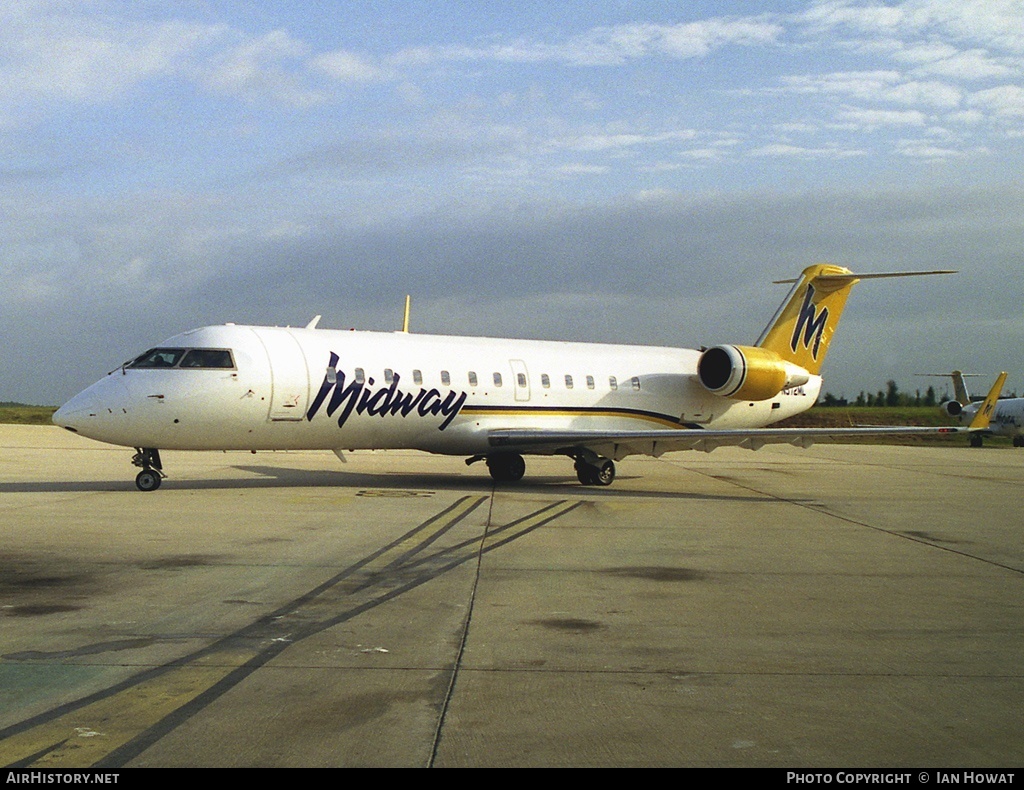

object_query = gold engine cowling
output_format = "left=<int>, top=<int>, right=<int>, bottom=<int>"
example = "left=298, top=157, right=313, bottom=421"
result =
left=698, top=345, right=811, bottom=401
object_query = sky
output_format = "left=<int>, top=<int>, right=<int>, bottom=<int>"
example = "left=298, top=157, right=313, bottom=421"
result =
left=2, top=0, right=1023, bottom=406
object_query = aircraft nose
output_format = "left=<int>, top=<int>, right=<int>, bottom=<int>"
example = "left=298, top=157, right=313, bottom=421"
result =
left=53, top=390, right=98, bottom=432
left=53, top=377, right=130, bottom=436
left=52, top=403, right=72, bottom=429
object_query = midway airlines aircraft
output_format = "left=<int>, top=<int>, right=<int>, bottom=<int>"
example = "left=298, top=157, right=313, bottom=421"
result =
left=922, top=370, right=1021, bottom=447
left=54, top=264, right=989, bottom=491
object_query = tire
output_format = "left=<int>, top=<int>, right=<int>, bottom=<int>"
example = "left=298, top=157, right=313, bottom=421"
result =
left=593, top=459, right=615, bottom=486
left=576, top=459, right=615, bottom=486
left=576, top=464, right=597, bottom=485
left=136, top=470, right=162, bottom=492
left=488, top=453, right=525, bottom=483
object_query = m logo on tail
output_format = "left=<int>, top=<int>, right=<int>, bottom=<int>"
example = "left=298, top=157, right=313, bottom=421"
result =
left=790, top=284, right=829, bottom=360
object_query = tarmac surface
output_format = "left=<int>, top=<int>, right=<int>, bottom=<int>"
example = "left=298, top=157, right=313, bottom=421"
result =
left=1, top=424, right=1022, bottom=768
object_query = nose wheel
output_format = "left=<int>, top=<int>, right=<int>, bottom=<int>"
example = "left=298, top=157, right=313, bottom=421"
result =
left=131, top=448, right=165, bottom=491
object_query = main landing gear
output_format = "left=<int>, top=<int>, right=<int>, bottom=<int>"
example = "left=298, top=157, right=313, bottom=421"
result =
left=469, top=451, right=616, bottom=487
left=574, top=454, right=615, bottom=487
left=971, top=435, right=1024, bottom=448
left=485, top=452, right=526, bottom=483
left=131, top=448, right=165, bottom=491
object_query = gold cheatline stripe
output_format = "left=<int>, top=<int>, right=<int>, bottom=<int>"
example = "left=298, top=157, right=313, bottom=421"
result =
left=0, top=496, right=488, bottom=769
left=460, top=406, right=684, bottom=429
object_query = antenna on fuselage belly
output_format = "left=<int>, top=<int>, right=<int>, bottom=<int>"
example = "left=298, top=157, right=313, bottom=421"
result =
left=401, top=295, right=411, bottom=333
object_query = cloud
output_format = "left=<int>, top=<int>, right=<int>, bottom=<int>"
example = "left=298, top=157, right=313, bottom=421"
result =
left=312, top=50, right=384, bottom=83
left=547, top=130, right=698, bottom=153
left=800, top=0, right=1024, bottom=53
left=203, top=29, right=325, bottom=106
left=970, top=85, right=1024, bottom=117
left=836, top=108, right=928, bottom=129
left=748, top=143, right=866, bottom=159
left=389, top=18, right=784, bottom=68
left=0, top=9, right=223, bottom=107
left=778, top=71, right=962, bottom=109
left=896, top=140, right=975, bottom=158
left=899, top=46, right=1018, bottom=80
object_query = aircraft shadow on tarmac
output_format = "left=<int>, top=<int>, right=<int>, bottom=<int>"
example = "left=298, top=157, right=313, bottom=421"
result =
left=0, top=463, right=787, bottom=503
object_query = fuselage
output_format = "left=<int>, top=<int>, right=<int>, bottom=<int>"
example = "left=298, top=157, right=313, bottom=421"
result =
left=53, top=323, right=822, bottom=456
left=955, top=398, right=1024, bottom=438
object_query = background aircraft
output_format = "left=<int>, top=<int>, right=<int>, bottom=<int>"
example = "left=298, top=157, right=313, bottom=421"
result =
left=922, top=371, right=1022, bottom=447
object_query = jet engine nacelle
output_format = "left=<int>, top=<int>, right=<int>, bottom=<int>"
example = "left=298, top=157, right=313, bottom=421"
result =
left=698, top=344, right=811, bottom=401
left=942, top=400, right=963, bottom=417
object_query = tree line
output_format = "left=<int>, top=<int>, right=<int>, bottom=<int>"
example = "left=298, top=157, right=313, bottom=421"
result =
left=818, top=380, right=1018, bottom=408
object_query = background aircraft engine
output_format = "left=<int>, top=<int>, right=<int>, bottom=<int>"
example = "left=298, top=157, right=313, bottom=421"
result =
left=943, top=400, right=963, bottom=417
left=698, top=344, right=811, bottom=401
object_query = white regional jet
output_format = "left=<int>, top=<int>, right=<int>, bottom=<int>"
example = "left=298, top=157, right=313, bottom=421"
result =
left=929, top=370, right=1021, bottom=447
left=54, top=264, right=979, bottom=491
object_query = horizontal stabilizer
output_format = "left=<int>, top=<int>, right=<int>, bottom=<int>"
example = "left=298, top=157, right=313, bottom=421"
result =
left=772, top=270, right=955, bottom=284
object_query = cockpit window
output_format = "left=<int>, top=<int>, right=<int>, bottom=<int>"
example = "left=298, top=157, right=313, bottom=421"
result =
left=128, top=348, right=187, bottom=368
left=181, top=349, right=234, bottom=369
left=127, top=348, right=234, bottom=370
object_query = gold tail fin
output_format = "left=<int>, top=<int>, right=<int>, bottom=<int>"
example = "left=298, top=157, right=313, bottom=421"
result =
left=757, top=264, right=955, bottom=376
left=968, top=372, right=1007, bottom=432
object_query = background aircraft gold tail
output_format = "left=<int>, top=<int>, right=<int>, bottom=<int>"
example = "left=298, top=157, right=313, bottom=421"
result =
left=968, top=372, right=1007, bottom=432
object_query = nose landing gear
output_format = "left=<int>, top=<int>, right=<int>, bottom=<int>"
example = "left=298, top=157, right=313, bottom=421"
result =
left=131, top=448, right=165, bottom=491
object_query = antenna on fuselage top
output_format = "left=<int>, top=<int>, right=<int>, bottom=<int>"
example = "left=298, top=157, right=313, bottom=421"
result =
left=401, top=295, right=411, bottom=333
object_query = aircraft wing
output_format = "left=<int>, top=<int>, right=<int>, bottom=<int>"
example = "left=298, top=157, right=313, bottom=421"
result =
left=488, top=425, right=964, bottom=460
left=488, top=374, right=1006, bottom=460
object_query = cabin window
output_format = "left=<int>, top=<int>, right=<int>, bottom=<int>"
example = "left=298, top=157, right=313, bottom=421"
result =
left=441, top=370, right=451, bottom=386
left=609, top=376, right=618, bottom=391
left=384, top=369, right=394, bottom=384
left=541, top=374, right=550, bottom=388
left=517, top=373, right=527, bottom=388
left=468, top=371, right=478, bottom=387
left=565, top=375, right=574, bottom=389
left=631, top=376, right=641, bottom=391
left=586, top=375, right=595, bottom=390
left=493, top=372, right=502, bottom=387
left=355, top=367, right=365, bottom=384
left=413, top=369, right=423, bottom=386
